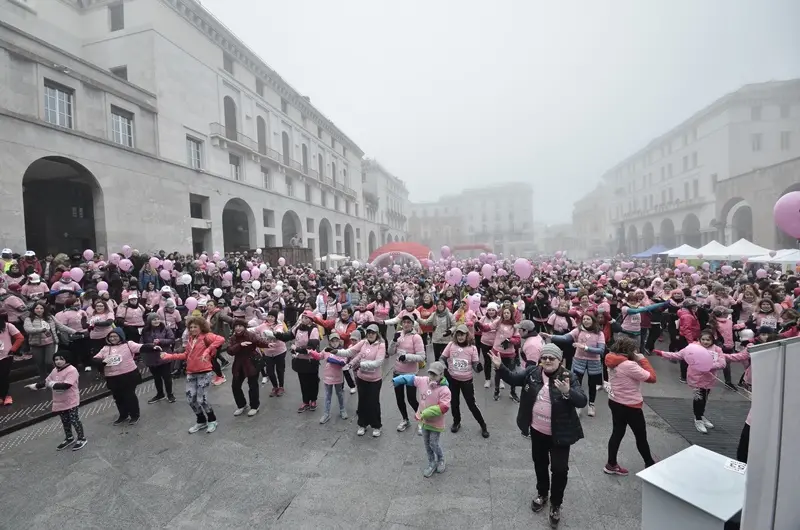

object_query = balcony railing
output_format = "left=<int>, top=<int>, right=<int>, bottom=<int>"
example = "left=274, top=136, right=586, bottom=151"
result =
left=618, top=196, right=711, bottom=222
left=334, top=181, right=346, bottom=191
left=345, top=187, right=357, bottom=198
left=210, top=122, right=258, bottom=152
left=307, top=168, right=319, bottom=180
left=259, top=145, right=282, bottom=163
left=322, top=177, right=334, bottom=187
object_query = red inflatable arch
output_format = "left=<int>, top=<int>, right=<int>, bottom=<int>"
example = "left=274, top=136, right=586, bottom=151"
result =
left=368, top=242, right=433, bottom=266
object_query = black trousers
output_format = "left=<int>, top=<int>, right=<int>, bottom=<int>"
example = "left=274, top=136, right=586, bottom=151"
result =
left=530, top=428, right=570, bottom=507
left=494, top=356, right=517, bottom=393
left=377, top=323, right=388, bottom=348
left=263, top=353, right=286, bottom=388
left=393, top=374, right=419, bottom=421
left=343, top=369, right=356, bottom=389
left=693, top=388, right=710, bottom=420
left=232, top=373, right=260, bottom=409
left=297, top=372, right=319, bottom=403
left=561, top=344, right=576, bottom=371
left=449, top=377, right=486, bottom=427
left=0, top=356, right=13, bottom=399
left=69, top=336, right=92, bottom=367
left=645, top=324, right=661, bottom=352
left=433, top=343, right=447, bottom=362
left=356, top=378, right=382, bottom=428
left=106, top=371, right=140, bottom=420
left=478, top=343, right=492, bottom=380
left=149, top=363, right=173, bottom=397
left=737, top=423, right=750, bottom=463
left=607, top=399, right=655, bottom=467
left=574, top=372, right=602, bottom=404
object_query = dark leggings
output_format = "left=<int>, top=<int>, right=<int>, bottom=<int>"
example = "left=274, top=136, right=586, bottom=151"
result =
left=607, top=399, right=655, bottom=467
left=297, top=372, right=319, bottom=403
left=449, top=377, right=486, bottom=427
left=433, top=343, right=447, bottom=362
left=150, top=363, right=173, bottom=397
left=263, top=353, right=286, bottom=388
left=494, top=356, right=517, bottom=394
left=211, top=352, right=224, bottom=378
left=645, top=324, right=661, bottom=352
left=693, top=388, right=710, bottom=420
left=737, top=423, right=750, bottom=463
left=479, top=343, right=492, bottom=380
left=59, top=406, right=85, bottom=440
left=393, top=374, right=419, bottom=421
left=574, top=371, right=602, bottom=403
left=721, top=346, right=734, bottom=384
left=343, top=369, right=356, bottom=389
left=0, top=356, right=13, bottom=399
left=377, top=323, right=388, bottom=348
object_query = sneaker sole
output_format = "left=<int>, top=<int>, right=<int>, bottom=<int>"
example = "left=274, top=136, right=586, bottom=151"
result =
left=72, top=441, right=88, bottom=451
left=603, top=467, right=629, bottom=476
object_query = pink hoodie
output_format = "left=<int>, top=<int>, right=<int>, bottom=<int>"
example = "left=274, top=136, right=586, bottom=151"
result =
left=414, top=375, right=451, bottom=432
left=393, top=331, right=425, bottom=374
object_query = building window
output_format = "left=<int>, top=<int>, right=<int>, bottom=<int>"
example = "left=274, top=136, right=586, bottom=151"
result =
left=345, top=201, right=351, bottom=215
left=255, top=78, right=264, bottom=97
left=321, top=191, right=327, bottom=207
left=301, top=115, right=308, bottom=129
left=781, top=131, right=791, bottom=151
left=710, top=173, right=718, bottom=191
left=334, top=196, right=340, bottom=211
left=186, top=136, right=203, bottom=169
left=306, top=218, right=314, bottom=233
left=751, top=133, right=762, bottom=152
left=682, top=155, right=688, bottom=172
left=330, top=137, right=335, bottom=149
left=261, top=166, right=272, bottom=189
left=336, top=241, right=342, bottom=254
left=285, top=175, right=293, bottom=196
left=691, top=151, right=697, bottom=168
left=750, top=105, right=762, bottom=120
left=110, top=66, right=128, bottom=80
left=335, top=224, right=341, bottom=236
left=109, top=3, right=124, bottom=31
left=356, top=228, right=360, bottom=238
left=264, top=235, right=277, bottom=247
left=305, top=184, right=312, bottom=202
left=343, top=146, right=347, bottom=158
left=229, top=153, right=241, bottom=181
left=223, top=52, right=235, bottom=74
left=317, top=125, right=322, bottom=139
left=281, top=98, right=288, bottom=114
left=262, top=209, right=275, bottom=228
left=111, top=106, right=134, bottom=147
left=190, top=202, right=203, bottom=219
left=684, top=182, right=689, bottom=200
left=780, top=104, right=790, bottom=119
left=355, top=204, right=359, bottom=217
left=43, top=81, right=74, bottom=129
left=693, top=179, right=699, bottom=198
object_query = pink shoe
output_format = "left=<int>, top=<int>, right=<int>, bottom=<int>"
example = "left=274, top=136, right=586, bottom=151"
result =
left=212, top=376, right=226, bottom=386
left=276, top=387, right=285, bottom=397
left=3, top=396, right=12, bottom=406
left=268, top=387, right=279, bottom=397
left=603, top=463, right=629, bottom=476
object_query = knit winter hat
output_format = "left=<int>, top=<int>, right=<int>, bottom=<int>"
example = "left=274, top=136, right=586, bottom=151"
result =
left=540, top=343, right=563, bottom=361
left=486, top=302, right=499, bottom=311
left=146, top=312, right=161, bottom=324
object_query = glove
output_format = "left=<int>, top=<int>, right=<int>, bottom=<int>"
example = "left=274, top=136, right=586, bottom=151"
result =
left=393, top=332, right=401, bottom=342
left=501, top=339, right=511, bottom=349
left=24, top=383, right=38, bottom=390
left=475, top=362, right=483, bottom=373
left=398, top=354, right=407, bottom=362
left=443, top=329, right=452, bottom=337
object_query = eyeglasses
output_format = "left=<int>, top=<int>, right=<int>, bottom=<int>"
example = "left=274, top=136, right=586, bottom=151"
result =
left=540, top=356, right=559, bottom=362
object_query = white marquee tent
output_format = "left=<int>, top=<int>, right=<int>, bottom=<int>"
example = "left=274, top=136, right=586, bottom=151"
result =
left=749, top=249, right=800, bottom=264
left=666, top=244, right=700, bottom=258
left=723, top=238, right=772, bottom=259
left=691, top=240, right=732, bottom=260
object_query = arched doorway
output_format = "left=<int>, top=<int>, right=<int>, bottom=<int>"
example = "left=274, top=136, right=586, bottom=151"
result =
left=23, top=157, right=105, bottom=256
left=281, top=210, right=302, bottom=247
left=642, top=222, right=655, bottom=250
left=394, top=234, right=399, bottom=243
left=344, top=224, right=354, bottom=257
left=384, top=232, right=392, bottom=245
left=256, top=116, right=267, bottom=155
left=319, top=218, right=333, bottom=257
left=682, top=214, right=701, bottom=247
left=222, top=198, right=255, bottom=252
left=627, top=225, right=639, bottom=254
left=776, top=184, right=800, bottom=248
left=223, top=96, right=237, bottom=140
left=730, top=204, right=753, bottom=243
left=281, top=131, right=291, bottom=166
left=660, top=218, right=676, bottom=248
left=368, top=231, right=377, bottom=254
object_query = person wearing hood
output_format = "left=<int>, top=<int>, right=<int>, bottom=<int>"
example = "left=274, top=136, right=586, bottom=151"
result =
left=3, top=262, right=25, bottom=288
left=227, top=320, right=271, bottom=417
left=156, top=297, right=182, bottom=333
left=416, top=293, right=436, bottom=348
left=93, top=327, right=150, bottom=425
left=55, top=296, right=90, bottom=370
left=25, top=351, right=87, bottom=451
left=141, top=313, right=176, bottom=404
left=340, top=323, right=386, bottom=437
left=391, top=314, right=426, bottom=434
left=0, top=312, right=24, bottom=406
left=440, top=324, right=489, bottom=438
left=50, top=271, right=82, bottom=310
left=603, top=336, right=657, bottom=476
left=489, top=343, right=586, bottom=528
left=393, top=361, right=452, bottom=477
left=19, top=250, right=42, bottom=277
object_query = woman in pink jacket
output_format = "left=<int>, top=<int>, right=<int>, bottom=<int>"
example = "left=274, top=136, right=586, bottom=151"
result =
left=340, top=323, right=386, bottom=437
left=251, top=309, right=288, bottom=395
left=603, top=336, right=657, bottom=476
left=654, top=329, right=749, bottom=434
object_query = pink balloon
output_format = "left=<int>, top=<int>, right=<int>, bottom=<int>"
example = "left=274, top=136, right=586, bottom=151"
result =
left=497, top=268, right=508, bottom=277
left=109, top=253, right=121, bottom=265
left=383, top=272, right=390, bottom=279
left=278, top=257, right=286, bottom=266
left=185, top=297, right=198, bottom=311
left=440, top=246, right=451, bottom=259
left=82, top=249, right=94, bottom=261
left=687, top=266, right=696, bottom=274
left=468, top=294, right=481, bottom=312
left=684, top=344, right=714, bottom=372
left=199, top=254, right=208, bottom=263
left=466, top=271, right=480, bottom=288
left=159, top=270, right=171, bottom=281
left=555, top=251, right=563, bottom=259
left=756, top=268, right=767, bottom=279
left=449, top=268, right=462, bottom=284
left=250, top=267, right=260, bottom=279
left=206, top=262, right=216, bottom=273
left=223, top=271, right=233, bottom=281
left=212, top=252, right=221, bottom=262
left=774, top=191, right=800, bottom=239
left=219, top=261, right=227, bottom=269
left=149, top=256, right=160, bottom=269
left=599, top=263, right=609, bottom=272
left=479, top=253, right=487, bottom=261
left=122, top=245, right=132, bottom=258
left=614, top=271, right=624, bottom=281
left=677, top=263, right=687, bottom=271
left=246, top=261, right=253, bottom=269
left=481, top=263, right=494, bottom=279
left=241, top=270, right=251, bottom=281
left=486, top=254, right=497, bottom=265
left=119, top=259, right=133, bottom=272
left=162, top=260, right=173, bottom=271
left=721, top=265, right=733, bottom=275
left=392, top=265, right=401, bottom=274
left=691, top=273, right=700, bottom=282
left=702, top=262, right=710, bottom=271
left=673, top=268, right=682, bottom=276
left=69, top=267, right=84, bottom=283
left=514, top=258, right=532, bottom=279
left=96, top=281, right=109, bottom=291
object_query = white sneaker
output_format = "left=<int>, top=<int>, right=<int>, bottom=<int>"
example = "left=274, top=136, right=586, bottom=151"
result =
left=499, top=381, right=506, bottom=390
left=261, top=377, right=268, bottom=385
left=701, top=416, right=714, bottom=429
left=587, top=404, right=596, bottom=417
left=84, top=366, right=92, bottom=372
left=233, top=407, right=246, bottom=416
left=319, top=413, right=331, bottom=424
left=188, top=423, right=207, bottom=434
left=483, top=380, right=491, bottom=389
left=372, top=428, right=382, bottom=437
left=206, top=421, right=218, bottom=433
left=397, top=419, right=410, bottom=432
left=417, top=424, right=423, bottom=436
left=694, top=419, right=708, bottom=434
left=247, top=408, right=258, bottom=417
left=350, top=387, right=357, bottom=394
left=357, top=427, right=366, bottom=436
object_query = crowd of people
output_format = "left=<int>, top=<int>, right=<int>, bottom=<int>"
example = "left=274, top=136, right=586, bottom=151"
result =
left=1, top=244, right=798, bottom=527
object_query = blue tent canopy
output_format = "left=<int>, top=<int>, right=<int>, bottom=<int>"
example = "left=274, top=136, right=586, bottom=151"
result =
left=632, top=245, right=668, bottom=258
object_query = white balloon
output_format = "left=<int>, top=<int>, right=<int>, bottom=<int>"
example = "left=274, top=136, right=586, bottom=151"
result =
left=259, top=264, right=267, bottom=273
left=276, top=280, right=284, bottom=286
left=180, top=274, right=192, bottom=285
left=213, top=288, right=223, bottom=298
left=251, top=280, right=261, bottom=290
left=256, top=248, right=262, bottom=255
left=274, top=285, right=283, bottom=293
left=351, top=260, right=360, bottom=268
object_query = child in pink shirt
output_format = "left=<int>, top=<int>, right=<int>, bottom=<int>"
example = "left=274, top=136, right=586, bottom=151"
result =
left=309, top=332, right=350, bottom=424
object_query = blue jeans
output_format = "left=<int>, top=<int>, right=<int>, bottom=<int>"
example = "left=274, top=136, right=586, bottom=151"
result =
left=324, top=383, right=345, bottom=415
left=423, top=429, right=444, bottom=465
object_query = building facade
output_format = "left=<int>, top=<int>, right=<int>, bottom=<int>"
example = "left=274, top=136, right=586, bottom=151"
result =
left=361, top=158, right=409, bottom=249
left=0, top=0, right=388, bottom=260
left=570, top=184, right=614, bottom=259
left=408, top=182, right=535, bottom=257
left=604, top=80, right=800, bottom=254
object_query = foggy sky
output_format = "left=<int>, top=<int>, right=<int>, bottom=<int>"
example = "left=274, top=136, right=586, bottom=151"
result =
left=200, top=0, right=800, bottom=223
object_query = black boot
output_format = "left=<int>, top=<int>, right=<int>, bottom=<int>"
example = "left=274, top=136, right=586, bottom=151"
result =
left=531, top=494, right=548, bottom=513
left=450, top=422, right=461, bottom=433
left=548, top=504, right=561, bottom=527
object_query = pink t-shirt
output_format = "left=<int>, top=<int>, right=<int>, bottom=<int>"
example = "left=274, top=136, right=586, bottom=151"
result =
left=93, top=342, right=141, bottom=377
left=531, top=372, right=552, bottom=436
left=117, top=305, right=145, bottom=327
left=0, top=323, right=21, bottom=360
left=88, top=311, right=116, bottom=340
left=569, top=328, right=605, bottom=361
left=46, top=365, right=80, bottom=412
left=441, top=343, right=479, bottom=381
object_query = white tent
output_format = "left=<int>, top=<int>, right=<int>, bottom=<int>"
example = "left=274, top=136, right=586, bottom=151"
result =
left=723, top=238, right=771, bottom=258
left=692, top=240, right=731, bottom=260
left=666, top=244, right=700, bottom=258
left=750, top=249, right=800, bottom=265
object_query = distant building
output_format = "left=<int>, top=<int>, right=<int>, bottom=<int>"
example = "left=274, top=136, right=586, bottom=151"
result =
left=361, top=159, right=410, bottom=252
left=570, top=184, right=614, bottom=259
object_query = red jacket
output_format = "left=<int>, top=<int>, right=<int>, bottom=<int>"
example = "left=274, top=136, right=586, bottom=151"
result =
left=162, top=332, right=224, bottom=374
left=677, top=308, right=700, bottom=343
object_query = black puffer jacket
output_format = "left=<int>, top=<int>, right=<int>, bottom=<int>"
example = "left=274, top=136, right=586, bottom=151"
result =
left=497, top=363, right=586, bottom=446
